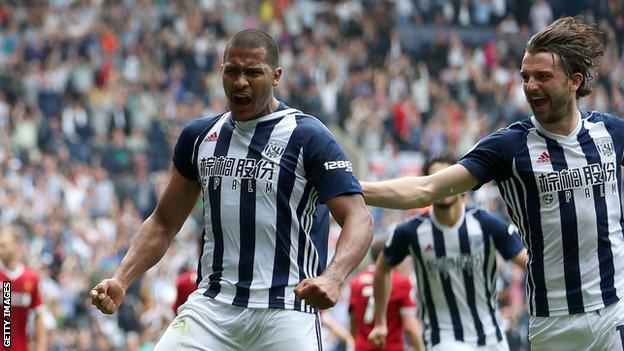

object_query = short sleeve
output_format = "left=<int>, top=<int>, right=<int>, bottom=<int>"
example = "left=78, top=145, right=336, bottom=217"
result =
left=299, top=116, right=362, bottom=203
left=173, top=116, right=222, bottom=181
left=478, top=210, right=524, bottom=260
left=459, top=123, right=528, bottom=189
left=384, top=222, right=414, bottom=266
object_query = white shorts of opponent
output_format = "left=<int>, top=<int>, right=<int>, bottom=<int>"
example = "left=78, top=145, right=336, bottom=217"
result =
left=529, top=298, right=624, bottom=351
left=153, top=289, right=323, bottom=351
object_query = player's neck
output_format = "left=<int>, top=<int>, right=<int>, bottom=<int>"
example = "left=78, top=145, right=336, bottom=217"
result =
left=540, top=107, right=581, bottom=136
left=0, top=259, right=18, bottom=271
left=432, top=200, right=463, bottom=227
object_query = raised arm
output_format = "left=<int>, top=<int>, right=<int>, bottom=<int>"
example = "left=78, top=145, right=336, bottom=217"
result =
left=362, top=164, right=478, bottom=209
left=90, top=166, right=201, bottom=314
left=294, top=193, right=373, bottom=309
left=367, top=252, right=393, bottom=349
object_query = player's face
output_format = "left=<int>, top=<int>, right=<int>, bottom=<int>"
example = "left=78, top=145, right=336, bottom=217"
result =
left=222, top=46, right=282, bottom=121
left=521, top=52, right=577, bottom=125
left=0, top=233, right=17, bottom=264
left=429, top=162, right=461, bottom=208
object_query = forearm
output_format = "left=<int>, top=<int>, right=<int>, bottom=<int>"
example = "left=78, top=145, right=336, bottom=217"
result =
left=362, top=177, right=433, bottom=210
left=112, top=215, right=175, bottom=288
left=34, top=314, right=47, bottom=351
left=322, top=210, right=373, bottom=283
left=402, top=316, right=425, bottom=351
left=373, top=269, right=392, bottom=325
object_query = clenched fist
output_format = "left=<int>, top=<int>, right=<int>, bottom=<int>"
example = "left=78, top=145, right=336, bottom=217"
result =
left=89, top=278, right=126, bottom=314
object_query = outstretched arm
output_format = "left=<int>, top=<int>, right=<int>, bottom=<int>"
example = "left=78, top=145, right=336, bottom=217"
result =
left=294, top=193, right=373, bottom=309
left=362, top=164, right=478, bottom=209
left=90, top=166, right=201, bottom=314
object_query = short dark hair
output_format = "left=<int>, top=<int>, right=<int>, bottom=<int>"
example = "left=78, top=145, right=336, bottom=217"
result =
left=224, top=29, right=279, bottom=69
left=524, top=16, right=605, bottom=99
left=422, top=154, right=457, bottom=176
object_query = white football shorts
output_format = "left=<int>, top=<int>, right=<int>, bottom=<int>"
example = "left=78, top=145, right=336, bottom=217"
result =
left=529, top=298, right=624, bottom=351
left=153, top=289, right=323, bottom=351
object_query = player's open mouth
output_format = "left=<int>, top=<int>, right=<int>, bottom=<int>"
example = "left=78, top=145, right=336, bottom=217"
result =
left=233, top=94, right=252, bottom=106
left=532, top=97, right=549, bottom=110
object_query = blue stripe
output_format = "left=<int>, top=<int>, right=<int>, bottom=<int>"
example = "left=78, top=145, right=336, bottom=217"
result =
left=458, top=221, right=486, bottom=346
left=411, top=221, right=440, bottom=346
left=578, top=126, right=618, bottom=306
left=204, top=120, right=235, bottom=299
left=516, top=143, right=549, bottom=316
left=233, top=118, right=281, bottom=307
left=432, top=223, right=464, bottom=341
left=546, top=137, right=584, bottom=314
left=315, top=312, right=323, bottom=351
left=196, top=229, right=206, bottom=286
left=602, top=121, right=624, bottom=303
left=269, top=128, right=303, bottom=308
left=311, top=205, right=329, bottom=275
left=479, top=215, right=503, bottom=342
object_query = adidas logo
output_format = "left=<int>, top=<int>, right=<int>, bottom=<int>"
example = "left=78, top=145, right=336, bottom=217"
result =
left=205, top=132, right=218, bottom=142
left=536, top=151, right=551, bottom=164
left=424, top=244, right=434, bottom=252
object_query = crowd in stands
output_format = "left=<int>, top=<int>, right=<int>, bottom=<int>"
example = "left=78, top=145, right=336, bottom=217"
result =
left=0, top=0, right=622, bottom=350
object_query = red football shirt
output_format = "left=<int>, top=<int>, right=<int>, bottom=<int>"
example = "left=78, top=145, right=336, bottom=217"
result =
left=349, top=267, right=416, bottom=351
left=172, top=270, right=197, bottom=314
left=0, top=264, right=43, bottom=351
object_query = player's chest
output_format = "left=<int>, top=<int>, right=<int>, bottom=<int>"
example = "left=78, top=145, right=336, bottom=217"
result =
left=417, top=227, right=486, bottom=275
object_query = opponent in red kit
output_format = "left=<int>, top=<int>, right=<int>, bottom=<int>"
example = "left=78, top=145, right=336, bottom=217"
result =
left=349, top=238, right=424, bottom=351
left=172, top=269, right=197, bottom=314
left=0, top=228, right=47, bottom=351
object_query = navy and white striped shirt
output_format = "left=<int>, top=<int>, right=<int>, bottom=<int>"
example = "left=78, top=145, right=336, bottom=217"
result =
left=459, top=110, right=624, bottom=317
left=384, top=205, right=523, bottom=347
left=173, top=103, right=362, bottom=313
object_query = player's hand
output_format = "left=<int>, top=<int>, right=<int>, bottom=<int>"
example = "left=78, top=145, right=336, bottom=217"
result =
left=367, top=324, right=388, bottom=349
left=89, top=278, right=126, bottom=314
left=294, top=275, right=341, bottom=309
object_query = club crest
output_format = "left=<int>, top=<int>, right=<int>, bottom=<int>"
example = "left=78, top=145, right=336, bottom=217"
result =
left=263, top=139, right=287, bottom=159
left=595, top=137, right=614, bottom=157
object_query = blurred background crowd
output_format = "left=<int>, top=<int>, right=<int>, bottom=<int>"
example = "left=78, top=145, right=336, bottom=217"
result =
left=0, top=0, right=623, bottom=350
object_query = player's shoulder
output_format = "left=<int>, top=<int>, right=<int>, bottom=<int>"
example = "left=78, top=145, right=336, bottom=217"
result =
left=182, top=113, right=226, bottom=133
left=466, top=204, right=504, bottom=223
left=286, top=111, right=332, bottom=134
left=487, top=118, right=534, bottom=142
left=22, top=266, right=40, bottom=280
left=585, top=110, right=624, bottom=125
left=396, top=213, right=428, bottom=232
